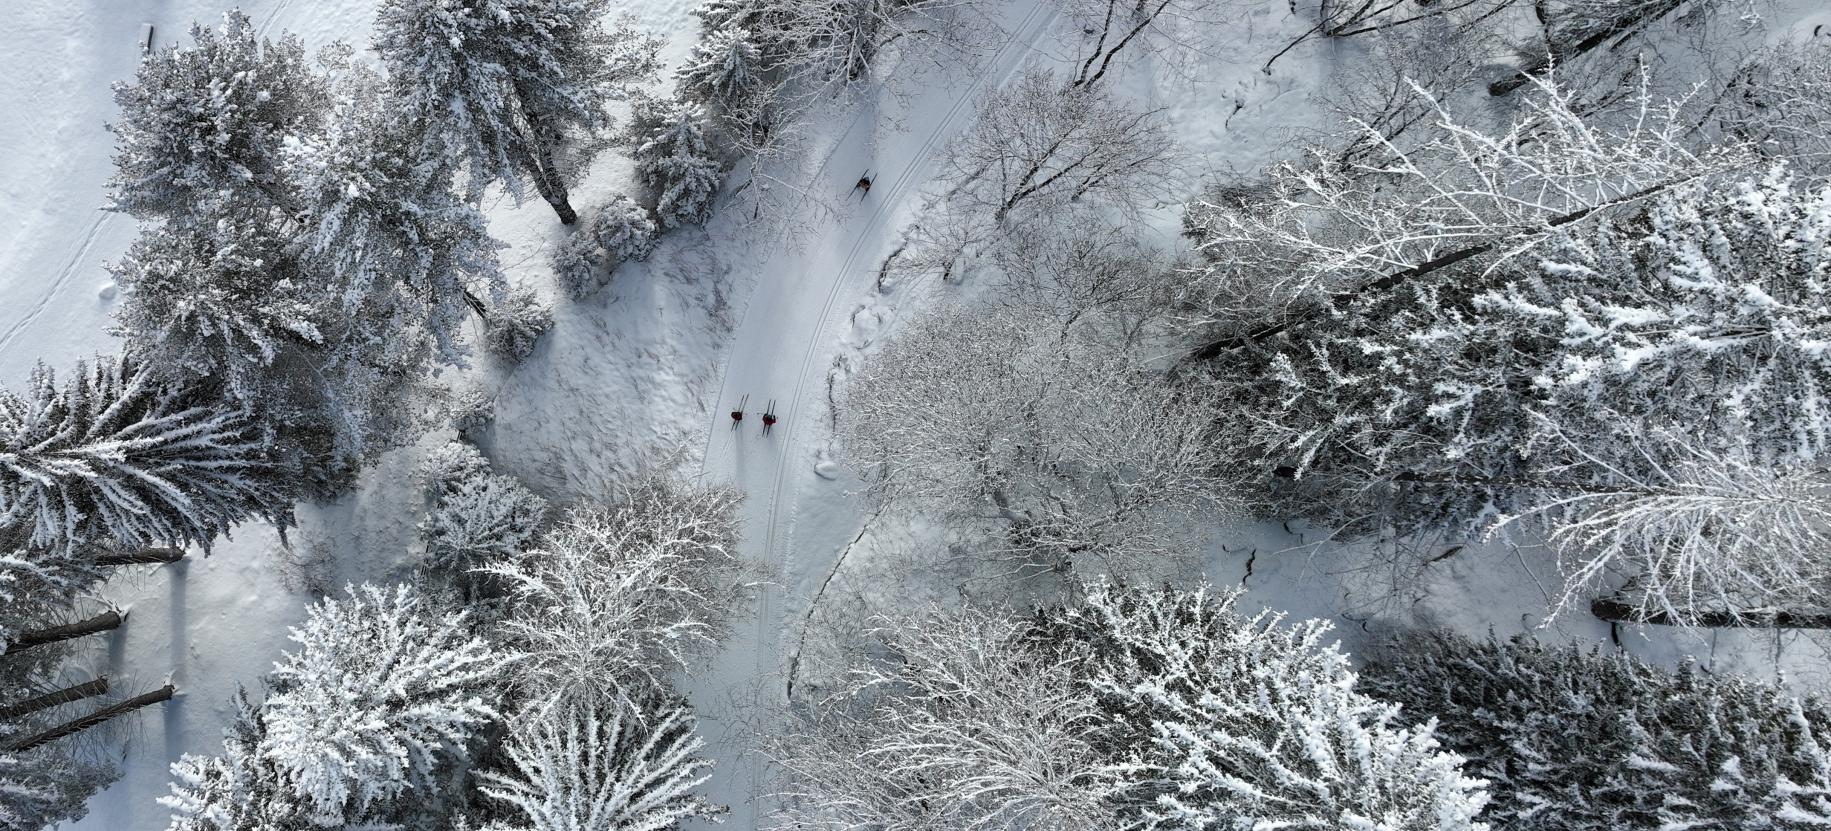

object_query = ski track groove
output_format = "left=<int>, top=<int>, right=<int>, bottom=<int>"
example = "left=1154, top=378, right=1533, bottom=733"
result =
left=744, top=0, right=1059, bottom=702
left=0, top=212, right=109, bottom=357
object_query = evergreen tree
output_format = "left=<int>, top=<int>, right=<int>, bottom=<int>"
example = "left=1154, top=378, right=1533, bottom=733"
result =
left=1034, top=582, right=1490, bottom=830
left=161, top=688, right=315, bottom=831
left=107, top=10, right=328, bottom=223
left=1361, top=631, right=1831, bottom=831
left=676, top=26, right=763, bottom=106
left=0, top=356, right=293, bottom=552
left=109, top=218, right=325, bottom=405
left=628, top=95, right=725, bottom=229
left=373, top=0, right=661, bottom=223
left=261, top=583, right=506, bottom=826
left=476, top=695, right=722, bottom=831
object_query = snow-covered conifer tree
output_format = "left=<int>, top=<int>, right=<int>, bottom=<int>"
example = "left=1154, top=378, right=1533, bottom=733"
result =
left=373, top=0, right=661, bottom=223
left=482, top=475, right=743, bottom=708
left=421, top=471, right=550, bottom=580
left=0, top=357, right=293, bottom=552
left=286, top=48, right=507, bottom=363
left=1034, top=581, right=1489, bottom=830
left=261, top=583, right=505, bottom=826
left=0, top=745, right=116, bottom=831
left=107, top=11, right=328, bottom=222
left=0, top=548, right=105, bottom=650
left=486, top=286, right=555, bottom=364
left=628, top=95, right=725, bottom=228
left=1361, top=631, right=1831, bottom=831
left=552, top=196, right=659, bottom=300
left=161, top=689, right=315, bottom=831
left=477, top=695, right=722, bottom=831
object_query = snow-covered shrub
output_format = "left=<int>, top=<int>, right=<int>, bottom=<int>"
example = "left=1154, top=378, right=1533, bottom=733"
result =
left=477, top=695, right=723, bottom=830
left=450, top=382, right=497, bottom=436
left=0, top=745, right=117, bottom=831
left=1034, top=581, right=1489, bottom=830
left=629, top=95, right=725, bottom=228
left=552, top=196, right=660, bottom=300
left=0, top=356, right=293, bottom=552
left=769, top=605, right=1132, bottom=831
left=421, top=441, right=494, bottom=497
left=421, top=473, right=550, bottom=579
left=486, top=285, right=555, bottom=364
left=1361, top=631, right=1831, bottom=831
left=482, top=475, right=744, bottom=708
left=373, top=0, right=660, bottom=223
left=163, top=689, right=316, bottom=831
left=838, top=302, right=1228, bottom=574
left=261, top=583, right=506, bottom=826
left=1206, top=168, right=1831, bottom=619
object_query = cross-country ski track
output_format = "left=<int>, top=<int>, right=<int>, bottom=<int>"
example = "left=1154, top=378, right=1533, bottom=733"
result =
left=688, top=3, right=1060, bottom=825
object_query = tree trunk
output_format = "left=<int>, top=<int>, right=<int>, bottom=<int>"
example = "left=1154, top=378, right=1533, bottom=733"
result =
left=0, top=677, right=109, bottom=720
left=2, top=684, right=175, bottom=752
left=1591, top=597, right=1831, bottom=629
left=2, top=610, right=125, bottom=655
left=94, top=547, right=185, bottom=567
left=518, top=109, right=578, bottom=225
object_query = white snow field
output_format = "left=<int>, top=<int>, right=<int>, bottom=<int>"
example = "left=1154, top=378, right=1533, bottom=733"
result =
left=0, top=0, right=1827, bottom=827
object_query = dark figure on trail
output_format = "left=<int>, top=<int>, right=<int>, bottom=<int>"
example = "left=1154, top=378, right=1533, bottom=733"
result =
left=762, top=399, right=778, bottom=435
left=731, top=394, right=748, bottom=429
left=855, top=175, right=873, bottom=196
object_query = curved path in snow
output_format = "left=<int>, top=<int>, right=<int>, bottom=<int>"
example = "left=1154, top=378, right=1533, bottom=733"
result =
left=689, top=3, right=1059, bottom=825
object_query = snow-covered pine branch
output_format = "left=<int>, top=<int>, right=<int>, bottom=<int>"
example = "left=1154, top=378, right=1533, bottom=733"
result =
left=476, top=695, right=723, bottom=831
left=768, top=606, right=1131, bottom=831
left=838, top=302, right=1228, bottom=574
left=261, top=583, right=506, bottom=827
left=0, top=356, right=293, bottom=552
left=481, top=475, right=744, bottom=710
left=553, top=195, right=659, bottom=300
left=1184, top=72, right=1752, bottom=335
left=485, top=285, right=555, bottom=364
left=1034, top=581, right=1490, bottom=830
left=374, top=0, right=661, bottom=223
left=0, top=548, right=105, bottom=651
left=1204, top=168, right=1831, bottom=563
left=1362, top=631, right=1831, bottom=831
left=419, top=443, right=550, bottom=592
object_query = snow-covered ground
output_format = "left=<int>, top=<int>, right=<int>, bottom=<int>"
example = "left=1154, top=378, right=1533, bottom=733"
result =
left=1, top=0, right=1825, bottom=827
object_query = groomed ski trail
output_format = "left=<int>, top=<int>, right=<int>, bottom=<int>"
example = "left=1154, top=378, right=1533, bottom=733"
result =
left=688, top=2, right=1059, bottom=826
